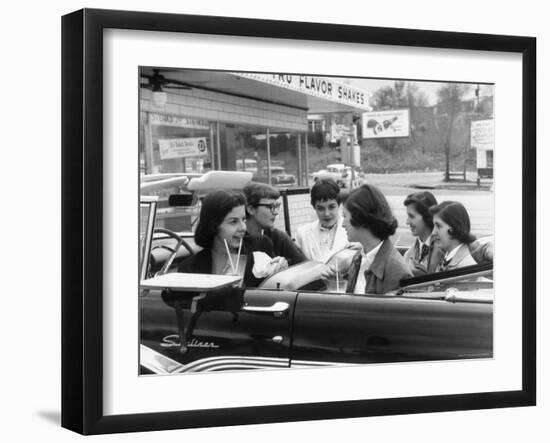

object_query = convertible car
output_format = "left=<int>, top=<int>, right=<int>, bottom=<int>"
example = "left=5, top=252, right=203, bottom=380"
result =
left=139, top=172, right=493, bottom=374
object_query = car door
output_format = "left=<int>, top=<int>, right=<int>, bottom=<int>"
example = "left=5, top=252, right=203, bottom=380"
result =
left=140, top=288, right=297, bottom=374
left=289, top=291, right=493, bottom=368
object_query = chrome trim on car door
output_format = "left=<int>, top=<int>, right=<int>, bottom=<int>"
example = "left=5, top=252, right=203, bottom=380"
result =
left=173, top=355, right=289, bottom=373
left=140, top=345, right=289, bottom=374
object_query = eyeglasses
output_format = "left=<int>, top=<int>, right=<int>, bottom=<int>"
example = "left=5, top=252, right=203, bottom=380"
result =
left=256, top=202, right=281, bottom=212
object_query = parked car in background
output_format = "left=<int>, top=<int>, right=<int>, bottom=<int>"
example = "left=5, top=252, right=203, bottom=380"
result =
left=253, top=165, right=296, bottom=187
left=311, top=163, right=365, bottom=188
left=236, top=158, right=258, bottom=174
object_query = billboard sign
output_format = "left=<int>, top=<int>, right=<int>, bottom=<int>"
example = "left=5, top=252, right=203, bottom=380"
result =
left=471, top=119, right=494, bottom=169
left=361, top=109, right=410, bottom=139
left=471, top=120, right=494, bottom=149
left=158, top=137, right=208, bottom=160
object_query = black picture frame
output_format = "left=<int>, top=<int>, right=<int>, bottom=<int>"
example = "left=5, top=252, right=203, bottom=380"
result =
left=61, top=8, right=536, bottom=435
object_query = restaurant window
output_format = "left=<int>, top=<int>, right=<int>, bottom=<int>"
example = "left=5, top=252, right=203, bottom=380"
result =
left=223, top=124, right=301, bottom=189
left=140, top=112, right=303, bottom=189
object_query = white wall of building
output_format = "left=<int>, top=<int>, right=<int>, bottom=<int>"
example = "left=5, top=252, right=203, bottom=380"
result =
left=142, top=87, right=308, bottom=131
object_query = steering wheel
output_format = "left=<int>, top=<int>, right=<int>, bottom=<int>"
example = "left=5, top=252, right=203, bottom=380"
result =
left=151, top=228, right=195, bottom=275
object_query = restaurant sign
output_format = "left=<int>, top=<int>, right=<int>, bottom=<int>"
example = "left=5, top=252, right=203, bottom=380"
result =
left=150, top=113, right=209, bottom=129
left=235, top=73, right=372, bottom=111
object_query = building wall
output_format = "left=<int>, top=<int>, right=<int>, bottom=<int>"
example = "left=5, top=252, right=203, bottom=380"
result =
left=141, top=88, right=308, bottom=131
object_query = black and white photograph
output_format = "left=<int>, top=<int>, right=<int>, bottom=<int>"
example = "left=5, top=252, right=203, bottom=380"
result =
left=54, top=5, right=540, bottom=437
left=4, top=0, right=550, bottom=439
left=138, top=68, right=495, bottom=374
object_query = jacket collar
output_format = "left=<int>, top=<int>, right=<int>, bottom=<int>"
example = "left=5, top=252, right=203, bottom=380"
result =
left=367, top=239, right=393, bottom=280
left=419, top=234, right=435, bottom=249
left=447, top=243, right=470, bottom=267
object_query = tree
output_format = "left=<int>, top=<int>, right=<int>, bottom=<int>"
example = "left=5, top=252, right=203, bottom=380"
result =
left=371, top=81, right=428, bottom=110
left=405, top=83, right=429, bottom=145
left=405, top=82, right=429, bottom=108
left=434, top=83, right=470, bottom=181
left=371, top=85, right=396, bottom=110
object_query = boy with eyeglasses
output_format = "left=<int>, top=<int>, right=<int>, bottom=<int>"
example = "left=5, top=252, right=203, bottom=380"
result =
left=243, top=182, right=306, bottom=267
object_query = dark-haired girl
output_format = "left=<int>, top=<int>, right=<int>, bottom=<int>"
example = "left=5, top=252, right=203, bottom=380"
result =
left=343, top=184, right=412, bottom=294
left=403, top=191, right=445, bottom=275
left=163, top=189, right=287, bottom=352
left=166, top=190, right=285, bottom=318
left=429, top=201, right=477, bottom=271
left=177, top=189, right=286, bottom=287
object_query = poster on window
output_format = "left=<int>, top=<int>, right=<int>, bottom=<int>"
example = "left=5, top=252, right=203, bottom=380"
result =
left=158, top=137, right=208, bottom=159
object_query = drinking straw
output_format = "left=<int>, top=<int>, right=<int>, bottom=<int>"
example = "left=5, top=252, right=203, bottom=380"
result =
left=235, top=237, right=243, bottom=275
left=335, top=259, right=340, bottom=292
left=223, top=239, right=236, bottom=274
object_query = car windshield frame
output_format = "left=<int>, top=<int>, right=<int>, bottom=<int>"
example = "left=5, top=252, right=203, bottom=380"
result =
left=139, top=196, right=158, bottom=281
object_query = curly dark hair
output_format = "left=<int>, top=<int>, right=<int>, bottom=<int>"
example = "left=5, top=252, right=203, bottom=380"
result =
left=194, top=190, right=247, bottom=249
left=344, top=184, right=397, bottom=240
left=429, top=201, right=476, bottom=244
left=403, top=191, right=438, bottom=230
left=310, top=179, right=340, bottom=207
